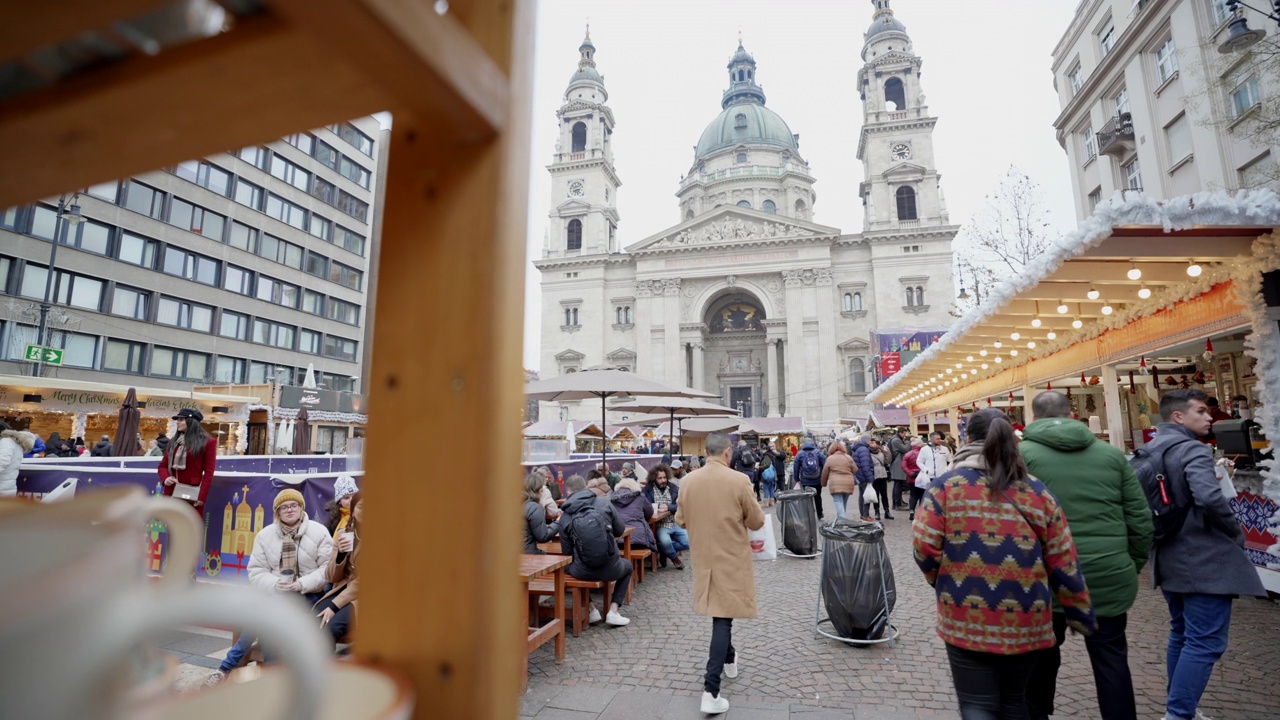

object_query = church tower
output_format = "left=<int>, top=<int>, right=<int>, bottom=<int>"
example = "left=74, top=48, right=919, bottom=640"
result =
left=544, top=27, right=622, bottom=258
left=856, top=0, right=950, bottom=232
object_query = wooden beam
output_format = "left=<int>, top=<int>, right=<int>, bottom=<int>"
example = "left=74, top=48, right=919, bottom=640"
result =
left=270, top=0, right=509, bottom=141
left=0, top=14, right=385, bottom=207
left=355, top=1, right=534, bottom=718
left=0, top=0, right=169, bottom=65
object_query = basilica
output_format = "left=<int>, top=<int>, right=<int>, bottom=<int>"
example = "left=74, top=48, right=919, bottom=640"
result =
left=535, top=0, right=956, bottom=430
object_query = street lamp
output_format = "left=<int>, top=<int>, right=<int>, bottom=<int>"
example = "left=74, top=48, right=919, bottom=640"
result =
left=1218, top=0, right=1280, bottom=54
left=32, top=194, right=83, bottom=377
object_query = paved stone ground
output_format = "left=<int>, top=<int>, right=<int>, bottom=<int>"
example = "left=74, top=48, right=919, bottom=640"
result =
left=523, top=494, right=1280, bottom=719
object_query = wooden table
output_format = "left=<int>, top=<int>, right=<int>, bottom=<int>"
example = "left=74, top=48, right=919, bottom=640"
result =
left=519, top=553, right=570, bottom=691
left=648, top=508, right=671, bottom=535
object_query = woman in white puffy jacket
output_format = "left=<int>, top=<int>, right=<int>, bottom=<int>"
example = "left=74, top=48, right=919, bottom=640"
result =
left=247, top=488, right=334, bottom=595
left=0, top=426, right=37, bottom=497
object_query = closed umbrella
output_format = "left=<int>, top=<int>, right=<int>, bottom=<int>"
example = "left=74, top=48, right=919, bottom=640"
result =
left=111, top=388, right=142, bottom=457
left=283, top=419, right=295, bottom=454
left=292, top=408, right=312, bottom=455
left=276, top=418, right=289, bottom=453
left=524, top=365, right=714, bottom=470
left=302, top=363, right=318, bottom=389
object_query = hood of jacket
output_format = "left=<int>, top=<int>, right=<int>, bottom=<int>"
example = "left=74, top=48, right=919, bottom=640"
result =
left=1022, top=417, right=1096, bottom=452
left=611, top=488, right=644, bottom=508
left=561, top=488, right=601, bottom=515
left=950, top=442, right=985, bottom=470
left=1, top=429, right=36, bottom=453
left=800, top=441, right=817, bottom=452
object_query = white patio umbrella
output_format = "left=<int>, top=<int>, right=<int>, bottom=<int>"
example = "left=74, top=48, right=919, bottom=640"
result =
left=610, top=396, right=739, bottom=449
left=524, top=365, right=715, bottom=470
left=276, top=418, right=288, bottom=453
left=282, top=419, right=296, bottom=454
left=302, top=363, right=318, bottom=389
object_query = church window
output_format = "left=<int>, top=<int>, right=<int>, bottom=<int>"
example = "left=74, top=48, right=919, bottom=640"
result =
left=905, top=287, right=915, bottom=306
left=616, top=307, right=623, bottom=324
left=853, top=292, right=863, bottom=311
left=842, top=293, right=853, bottom=312
left=915, top=287, right=925, bottom=306
left=895, top=186, right=917, bottom=221
left=849, top=358, right=866, bottom=394
left=795, top=199, right=807, bottom=218
left=736, top=152, right=748, bottom=164
left=685, top=209, right=695, bottom=220
left=571, top=122, right=587, bottom=153
left=625, top=306, right=632, bottom=324
left=737, top=200, right=751, bottom=208
left=566, top=218, right=582, bottom=251
left=884, top=77, right=906, bottom=111
left=762, top=199, right=776, bottom=214
left=564, top=308, right=580, bottom=327
left=734, top=113, right=747, bottom=129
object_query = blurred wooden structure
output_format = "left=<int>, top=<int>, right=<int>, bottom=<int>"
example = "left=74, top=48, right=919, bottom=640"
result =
left=0, top=1, right=534, bottom=718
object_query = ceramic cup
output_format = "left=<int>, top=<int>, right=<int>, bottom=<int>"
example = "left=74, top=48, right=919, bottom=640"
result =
left=0, top=486, right=330, bottom=720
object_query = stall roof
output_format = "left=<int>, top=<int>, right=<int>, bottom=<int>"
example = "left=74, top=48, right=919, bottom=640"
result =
left=737, top=417, right=806, bottom=435
left=0, top=374, right=260, bottom=404
left=868, top=191, right=1280, bottom=414
left=521, top=420, right=573, bottom=438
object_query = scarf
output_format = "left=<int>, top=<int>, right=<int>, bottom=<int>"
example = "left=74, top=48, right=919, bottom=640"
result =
left=279, top=518, right=301, bottom=582
left=332, top=506, right=351, bottom=538
left=168, top=434, right=188, bottom=471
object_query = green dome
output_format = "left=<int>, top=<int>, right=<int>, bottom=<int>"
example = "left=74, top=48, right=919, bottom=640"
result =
left=695, top=103, right=798, bottom=159
left=568, top=65, right=603, bottom=87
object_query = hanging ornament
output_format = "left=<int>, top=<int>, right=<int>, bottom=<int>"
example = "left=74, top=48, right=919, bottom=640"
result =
left=1164, top=376, right=1179, bottom=386
left=1137, top=356, right=1150, bottom=376
left=987, top=397, right=993, bottom=406
left=1088, top=375, right=1101, bottom=386
left=1151, top=364, right=1160, bottom=380
left=1202, top=338, right=1215, bottom=362
left=1066, top=386, right=1073, bottom=400
left=1179, top=374, right=1192, bottom=390
left=1081, top=372, right=1087, bottom=385
left=1085, top=395, right=1097, bottom=413
left=1128, top=370, right=1137, bottom=394
left=1192, top=370, right=1207, bottom=385
left=1008, top=391, right=1014, bottom=402
left=1046, top=381, right=1053, bottom=391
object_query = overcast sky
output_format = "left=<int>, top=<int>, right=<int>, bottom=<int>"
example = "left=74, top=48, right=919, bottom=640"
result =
left=523, top=0, right=1082, bottom=370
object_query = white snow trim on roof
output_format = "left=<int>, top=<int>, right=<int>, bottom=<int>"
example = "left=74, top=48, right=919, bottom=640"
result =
left=869, top=189, right=1280, bottom=403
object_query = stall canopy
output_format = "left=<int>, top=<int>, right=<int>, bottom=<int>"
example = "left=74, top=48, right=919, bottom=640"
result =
left=522, top=421, right=574, bottom=438
left=868, top=192, right=1280, bottom=417
left=0, top=374, right=260, bottom=418
left=737, top=417, right=807, bottom=436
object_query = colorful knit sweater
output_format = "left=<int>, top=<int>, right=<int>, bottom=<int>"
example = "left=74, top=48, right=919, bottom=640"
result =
left=912, top=462, right=1095, bottom=655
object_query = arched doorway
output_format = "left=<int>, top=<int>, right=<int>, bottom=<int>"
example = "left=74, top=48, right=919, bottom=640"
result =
left=701, top=290, right=769, bottom=417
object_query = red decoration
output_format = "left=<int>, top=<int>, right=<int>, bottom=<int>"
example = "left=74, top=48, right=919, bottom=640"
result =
left=1008, top=391, right=1014, bottom=401
left=1128, top=370, right=1136, bottom=394
left=987, top=397, right=993, bottom=406
left=1081, top=372, right=1087, bottom=384
left=1047, top=381, right=1053, bottom=391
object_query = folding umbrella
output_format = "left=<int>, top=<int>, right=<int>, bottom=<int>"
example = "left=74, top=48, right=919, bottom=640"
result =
left=291, top=408, right=312, bottom=455
left=524, top=365, right=714, bottom=470
left=110, top=387, right=142, bottom=457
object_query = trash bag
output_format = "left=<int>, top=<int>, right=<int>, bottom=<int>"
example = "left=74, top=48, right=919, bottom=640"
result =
left=820, top=521, right=896, bottom=640
left=776, top=487, right=818, bottom=555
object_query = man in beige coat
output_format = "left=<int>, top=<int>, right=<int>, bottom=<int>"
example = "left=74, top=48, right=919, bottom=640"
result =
left=675, top=432, right=766, bottom=715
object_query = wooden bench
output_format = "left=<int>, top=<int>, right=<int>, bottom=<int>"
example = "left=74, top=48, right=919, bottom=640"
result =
left=527, top=576, right=612, bottom=636
left=630, top=547, right=652, bottom=584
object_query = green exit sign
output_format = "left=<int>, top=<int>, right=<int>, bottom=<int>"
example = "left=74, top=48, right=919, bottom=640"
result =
left=24, top=344, right=63, bottom=365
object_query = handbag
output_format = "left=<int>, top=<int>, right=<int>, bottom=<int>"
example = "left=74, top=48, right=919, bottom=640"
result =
left=762, top=464, right=777, bottom=482
left=172, top=483, right=200, bottom=501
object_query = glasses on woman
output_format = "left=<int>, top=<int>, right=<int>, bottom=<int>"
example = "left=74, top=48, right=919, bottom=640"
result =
left=278, top=502, right=301, bottom=511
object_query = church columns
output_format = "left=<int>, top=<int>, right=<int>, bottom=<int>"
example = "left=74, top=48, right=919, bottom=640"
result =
left=781, top=272, right=807, bottom=419
left=662, top=279, right=683, bottom=386
left=692, top=343, right=705, bottom=391
left=634, top=281, right=655, bottom=377
left=814, top=269, right=839, bottom=423
left=763, top=320, right=787, bottom=417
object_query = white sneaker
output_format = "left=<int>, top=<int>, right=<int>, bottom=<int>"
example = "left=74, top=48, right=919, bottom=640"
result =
left=700, top=691, right=729, bottom=714
left=605, top=610, right=630, bottom=626
left=724, top=654, right=738, bottom=678
left=204, top=670, right=227, bottom=687
left=1195, top=712, right=1215, bottom=720
left=588, top=604, right=602, bottom=624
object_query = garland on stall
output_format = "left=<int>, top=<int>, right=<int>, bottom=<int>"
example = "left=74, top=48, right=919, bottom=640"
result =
left=72, top=412, right=86, bottom=442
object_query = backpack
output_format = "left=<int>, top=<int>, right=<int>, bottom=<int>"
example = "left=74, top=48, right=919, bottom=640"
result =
left=740, top=449, right=756, bottom=466
left=1130, top=439, right=1193, bottom=545
left=567, top=503, right=616, bottom=569
left=799, top=450, right=821, bottom=480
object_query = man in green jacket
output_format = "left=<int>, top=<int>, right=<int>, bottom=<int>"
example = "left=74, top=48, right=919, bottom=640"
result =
left=1022, top=391, right=1153, bottom=720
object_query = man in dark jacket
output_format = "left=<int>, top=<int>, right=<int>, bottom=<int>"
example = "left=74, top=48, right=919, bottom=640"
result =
left=643, top=467, right=686, bottom=569
left=791, top=441, right=825, bottom=520
left=1021, top=392, right=1153, bottom=720
left=1143, top=389, right=1266, bottom=720
left=560, top=474, right=633, bottom=627
left=888, top=428, right=912, bottom=510
left=848, top=436, right=876, bottom=520
left=90, top=435, right=113, bottom=457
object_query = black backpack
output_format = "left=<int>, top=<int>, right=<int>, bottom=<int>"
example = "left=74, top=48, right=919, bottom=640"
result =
left=799, top=450, right=822, bottom=480
left=1130, top=439, right=1193, bottom=545
left=740, top=449, right=756, bottom=466
left=567, top=503, right=616, bottom=569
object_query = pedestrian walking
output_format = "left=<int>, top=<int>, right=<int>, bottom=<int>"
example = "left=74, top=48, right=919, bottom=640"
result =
left=868, top=437, right=894, bottom=520
left=1021, top=392, right=1153, bottom=720
left=791, top=440, right=826, bottom=520
left=674, top=432, right=766, bottom=715
left=911, top=431, right=951, bottom=522
left=1143, top=389, right=1267, bottom=720
left=913, top=408, right=1095, bottom=719
left=820, top=440, right=857, bottom=520
left=848, top=435, right=876, bottom=521
left=889, top=427, right=912, bottom=510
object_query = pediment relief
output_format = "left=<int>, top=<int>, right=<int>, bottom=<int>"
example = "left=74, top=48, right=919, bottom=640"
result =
left=882, top=162, right=927, bottom=179
left=606, top=347, right=636, bottom=361
left=838, top=337, right=871, bottom=352
left=627, top=206, right=839, bottom=253
left=554, top=199, right=592, bottom=215
left=555, top=349, right=586, bottom=362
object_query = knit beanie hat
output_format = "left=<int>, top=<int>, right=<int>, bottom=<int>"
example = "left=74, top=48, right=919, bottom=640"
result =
left=333, top=475, right=358, bottom=500
left=273, top=488, right=305, bottom=514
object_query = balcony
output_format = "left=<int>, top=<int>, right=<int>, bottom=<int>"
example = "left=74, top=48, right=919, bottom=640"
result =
left=1097, top=114, right=1135, bottom=158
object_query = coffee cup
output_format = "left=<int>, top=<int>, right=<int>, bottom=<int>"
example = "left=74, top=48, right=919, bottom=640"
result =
left=0, top=486, right=330, bottom=720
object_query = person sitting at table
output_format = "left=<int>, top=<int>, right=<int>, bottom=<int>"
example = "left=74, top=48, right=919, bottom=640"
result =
left=671, top=459, right=687, bottom=480
left=537, top=465, right=562, bottom=502
left=523, top=472, right=562, bottom=554
left=313, top=491, right=363, bottom=649
left=585, top=470, right=610, bottom=499
left=560, top=474, right=632, bottom=627
left=611, top=475, right=657, bottom=554
left=324, top=475, right=360, bottom=538
left=533, top=467, right=562, bottom=519
left=642, top=464, right=687, bottom=570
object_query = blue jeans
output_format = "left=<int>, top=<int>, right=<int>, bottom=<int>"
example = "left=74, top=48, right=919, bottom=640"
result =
left=832, top=493, right=851, bottom=519
left=656, top=525, right=689, bottom=559
left=763, top=477, right=777, bottom=500
left=1163, top=592, right=1232, bottom=720
left=221, top=591, right=324, bottom=670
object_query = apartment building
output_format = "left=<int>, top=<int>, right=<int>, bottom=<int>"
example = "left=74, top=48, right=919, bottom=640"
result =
left=1051, top=0, right=1278, bottom=221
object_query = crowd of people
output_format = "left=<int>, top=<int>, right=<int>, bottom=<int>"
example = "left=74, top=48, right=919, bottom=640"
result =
left=0, top=418, right=179, bottom=498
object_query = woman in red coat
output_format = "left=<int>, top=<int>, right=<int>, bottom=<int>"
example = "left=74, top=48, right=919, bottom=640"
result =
left=159, top=407, right=218, bottom=515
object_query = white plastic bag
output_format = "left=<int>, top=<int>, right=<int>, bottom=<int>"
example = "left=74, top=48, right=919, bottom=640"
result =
left=750, top=514, right=777, bottom=561
left=863, top=483, right=878, bottom=506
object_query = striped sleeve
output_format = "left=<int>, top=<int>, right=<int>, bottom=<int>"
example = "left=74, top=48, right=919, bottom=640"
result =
left=912, top=486, right=945, bottom=587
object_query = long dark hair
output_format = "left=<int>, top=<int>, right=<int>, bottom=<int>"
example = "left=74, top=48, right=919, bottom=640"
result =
left=178, top=416, right=212, bottom=457
left=965, top=408, right=1028, bottom=493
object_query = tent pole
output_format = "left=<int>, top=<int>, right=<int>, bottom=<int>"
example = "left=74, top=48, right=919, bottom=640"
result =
left=668, top=409, right=675, bottom=453
left=601, top=393, right=608, bottom=472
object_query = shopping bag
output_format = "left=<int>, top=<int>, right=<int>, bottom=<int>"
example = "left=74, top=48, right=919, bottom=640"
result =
left=862, top=483, right=878, bottom=506
left=749, top=514, right=777, bottom=561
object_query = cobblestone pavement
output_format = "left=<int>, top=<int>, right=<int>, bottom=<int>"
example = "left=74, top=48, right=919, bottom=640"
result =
left=525, top=494, right=1280, bottom=719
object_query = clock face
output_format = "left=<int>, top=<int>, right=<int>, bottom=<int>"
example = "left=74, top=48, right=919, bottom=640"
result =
left=568, top=180, right=585, bottom=197
left=890, top=143, right=912, bottom=161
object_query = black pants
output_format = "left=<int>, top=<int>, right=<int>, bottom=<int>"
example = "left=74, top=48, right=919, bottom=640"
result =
left=909, top=486, right=925, bottom=513
left=946, top=643, right=1037, bottom=720
left=1025, top=613, right=1136, bottom=720
left=873, top=478, right=891, bottom=517
left=570, top=556, right=632, bottom=609
left=808, top=487, right=823, bottom=520
left=311, top=596, right=356, bottom=648
left=705, top=617, right=736, bottom=696
left=892, top=478, right=906, bottom=507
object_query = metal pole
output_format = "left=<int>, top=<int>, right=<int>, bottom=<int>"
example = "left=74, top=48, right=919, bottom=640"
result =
left=32, top=196, right=67, bottom=377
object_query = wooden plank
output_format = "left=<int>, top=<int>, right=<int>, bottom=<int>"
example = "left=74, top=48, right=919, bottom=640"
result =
left=270, top=0, right=508, bottom=140
left=0, top=0, right=168, bottom=64
left=0, top=14, right=383, bottom=208
left=354, top=1, right=534, bottom=717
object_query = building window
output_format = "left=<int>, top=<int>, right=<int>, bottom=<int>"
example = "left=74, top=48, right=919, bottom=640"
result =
left=103, top=339, right=145, bottom=374
left=614, top=305, right=632, bottom=325
left=111, top=285, right=150, bottom=320
left=174, top=160, right=232, bottom=196
left=1089, top=187, right=1103, bottom=209
left=168, top=198, right=226, bottom=240
left=329, top=262, right=362, bottom=291
left=304, top=251, right=328, bottom=279
left=316, top=426, right=349, bottom=454
left=219, top=310, right=249, bottom=341
left=117, top=231, right=157, bottom=268
left=156, top=297, right=213, bottom=332
left=1155, top=38, right=1178, bottom=84
left=337, top=226, right=366, bottom=255
left=70, top=220, right=111, bottom=255
left=1212, top=0, right=1232, bottom=25
left=1114, top=87, right=1130, bottom=116
left=737, top=200, right=751, bottom=208
left=849, top=358, right=866, bottom=394
left=270, top=154, right=311, bottom=191
left=1166, top=113, right=1193, bottom=164
left=566, top=218, right=583, bottom=251
left=308, top=213, right=331, bottom=242
left=1068, top=64, right=1084, bottom=95
left=215, top=356, right=247, bottom=383
left=122, top=181, right=164, bottom=219
left=332, top=122, right=375, bottom=156
left=86, top=181, right=118, bottom=203
left=336, top=190, right=368, bottom=222
left=734, top=113, right=747, bottom=129
left=326, top=298, right=360, bottom=325
left=223, top=264, right=253, bottom=296
left=29, top=205, right=59, bottom=240
left=736, top=152, right=748, bottom=164
left=227, top=221, right=257, bottom=251
left=761, top=199, right=776, bottom=213
left=842, top=293, right=853, bottom=312
left=266, top=194, right=308, bottom=230
left=162, top=247, right=219, bottom=286
left=795, top=199, right=807, bottom=217
left=915, top=287, right=925, bottom=306
left=895, top=186, right=917, bottom=221
left=315, top=140, right=339, bottom=170
left=1099, top=21, right=1116, bottom=56
left=571, top=122, right=587, bottom=153
left=853, top=292, right=863, bottom=311
left=564, top=307, right=580, bottom=327
left=338, top=156, right=372, bottom=189
left=48, top=331, right=97, bottom=369
left=150, top=346, right=209, bottom=381
left=252, top=319, right=296, bottom=349
left=1123, top=158, right=1142, bottom=191
left=1230, top=75, right=1260, bottom=118
left=884, top=77, right=906, bottom=111
left=239, top=146, right=271, bottom=171
left=256, top=276, right=300, bottom=308
left=258, top=234, right=304, bottom=269
left=299, top=329, right=322, bottom=355
left=1083, top=125, right=1097, bottom=161
left=302, top=289, right=325, bottom=315
left=1238, top=152, right=1274, bottom=189
left=233, top=179, right=264, bottom=210
left=323, top=335, right=358, bottom=361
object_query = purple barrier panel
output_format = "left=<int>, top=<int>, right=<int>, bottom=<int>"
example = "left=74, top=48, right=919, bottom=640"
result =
left=267, top=456, right=333, bottom=475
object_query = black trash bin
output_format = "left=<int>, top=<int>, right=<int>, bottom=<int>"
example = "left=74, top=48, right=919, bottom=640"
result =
left=820, top=521, right=896, bottom=640
left=776, top=487, right=819, bottom=556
